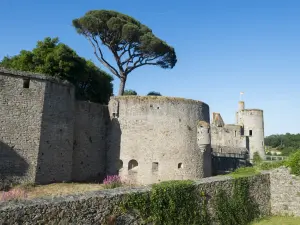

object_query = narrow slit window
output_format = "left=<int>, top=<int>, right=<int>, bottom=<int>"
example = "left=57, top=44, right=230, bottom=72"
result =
left=23, top=78, right=30, bottom=88
left=249, top=130, right=252, bottom=136
left=235, top=131, right=237, bottom=137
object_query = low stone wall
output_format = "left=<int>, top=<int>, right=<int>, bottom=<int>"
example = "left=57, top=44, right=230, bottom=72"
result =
left=0, top=174, right=270, bottom=225
left=269, top=166, right=300, bottom=216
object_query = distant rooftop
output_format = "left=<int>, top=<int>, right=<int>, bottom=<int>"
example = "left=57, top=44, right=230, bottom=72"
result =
left=0, top=67, right=72, bottom=86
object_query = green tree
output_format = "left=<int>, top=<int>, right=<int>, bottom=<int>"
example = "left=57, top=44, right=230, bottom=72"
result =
left=0, top=37, right=113, bottom=104
left=123, top=89, right=137, bottom=95
left=72, top=10, right=177, bottom=95
left=265, top=133, right=300, bottom=149
left=147, top=91, right=161, bottom=96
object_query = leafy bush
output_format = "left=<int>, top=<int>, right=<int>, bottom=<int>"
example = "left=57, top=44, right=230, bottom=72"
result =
left=215, top=179, right=260, bottom=225
left=147, top=91, right=162, bottom=96
left=123, top=89, right=137, bottom=95
left=253, top=152, right=263, bottom=165
left=285, top=150, right=300, bottom=175
left=121, top=180, right=210, bottom=225
left=103, top=175, right=123, bottom=189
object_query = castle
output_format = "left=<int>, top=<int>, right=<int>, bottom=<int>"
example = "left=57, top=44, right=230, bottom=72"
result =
left=0, top=68, right=265, bottom=186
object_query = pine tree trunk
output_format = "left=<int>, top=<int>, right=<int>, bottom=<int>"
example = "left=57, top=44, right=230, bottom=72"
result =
left=118, top=76, right=126, bottom=96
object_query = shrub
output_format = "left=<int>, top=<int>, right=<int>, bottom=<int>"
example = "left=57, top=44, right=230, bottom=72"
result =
left=103, top=175, right=123, bottom=189
left=253, top=152, right=263, bottom=165
left=0, top=188, right=28, bottom=202
left=285, top=150, right=300, bottom=175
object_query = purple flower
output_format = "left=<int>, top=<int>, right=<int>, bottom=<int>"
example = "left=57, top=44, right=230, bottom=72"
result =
left=103, top=175, right=123, bottom=189
left=0, top=188, right=28, bottom=202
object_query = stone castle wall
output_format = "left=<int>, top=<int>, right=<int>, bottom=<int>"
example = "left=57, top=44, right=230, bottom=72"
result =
left=0, top=69, right=111, bottom=186
left=0, top=173, right=270, bottom=225
left=0, top=69, right=214, bottom=186
left=107, top=96, right=211, bottom=185
left=269, top=167, right=300, bottom=216
left=72, top=101, right=109, bottom=182
left=0, top=73, right=46, bottom=186
left=211, top=124, right=247, bottom=154
left=0, top=68, right=266, bottom=187
left=35, top=81, right=76, bottom=184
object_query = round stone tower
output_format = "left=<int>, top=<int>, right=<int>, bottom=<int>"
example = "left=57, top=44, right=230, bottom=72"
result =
left=107, top=96, right=211, bottom=185
left=236, top=102, right=265, bottom=160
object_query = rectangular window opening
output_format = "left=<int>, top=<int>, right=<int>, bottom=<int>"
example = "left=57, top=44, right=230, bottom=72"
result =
left=249, top=130, right=252, bottom=136
left=152, top=162, right=159, bottom=172
left=23, top=78, right=30, bottom=88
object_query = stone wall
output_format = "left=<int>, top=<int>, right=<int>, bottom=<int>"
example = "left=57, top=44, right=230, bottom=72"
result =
left=72, top=101, right=109, bottom=182
left=269, top=167, right=300, bottom=216
left=211, top=124, right=247, bottom=154
left=0, top=72, right=46, bottom=187
left=35, top=81, right=75, bottom=184
left=0, top=174, right=270, bottom=225
left=107, top=96, right=211, bottom=185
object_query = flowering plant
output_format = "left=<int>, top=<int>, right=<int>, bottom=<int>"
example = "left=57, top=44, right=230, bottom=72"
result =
left=0, top=188, right=28, bottom=202
left=103, top=175, right=123, bottom=189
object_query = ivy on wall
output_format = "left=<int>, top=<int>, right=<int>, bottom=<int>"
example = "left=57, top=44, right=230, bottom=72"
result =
left=214, top=178, right=260, bottom=225
left=118, top=178, right=260, bottom=225
left=121, top=180, right=210, bottom=225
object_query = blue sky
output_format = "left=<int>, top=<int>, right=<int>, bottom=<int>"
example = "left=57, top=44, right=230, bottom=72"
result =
left=1, top=0, right=300, bottom=136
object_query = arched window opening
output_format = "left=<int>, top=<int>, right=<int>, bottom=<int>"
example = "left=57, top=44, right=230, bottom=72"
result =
left=128, top=159, right=138, bottom=170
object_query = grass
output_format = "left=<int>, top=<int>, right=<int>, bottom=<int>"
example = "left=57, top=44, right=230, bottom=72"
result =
left=228, top=166, right=261, bottom=178
left=12, top=182, right=106, bottom=199
left=227, top=158, right=287, bottom=179
left=251, top=216, right=300, bottom=225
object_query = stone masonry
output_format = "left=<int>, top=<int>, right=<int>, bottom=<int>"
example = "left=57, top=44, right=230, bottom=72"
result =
left=0, top=173, right=270, bottom=225
left=0, top=67, right=265, bottom=186
left=211, top=101, right=266, bottom=161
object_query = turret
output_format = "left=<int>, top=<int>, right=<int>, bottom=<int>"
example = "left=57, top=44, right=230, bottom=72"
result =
left=236, top=101, right=265, bottom=161
left=197, top=121, right=212, bottom=177
left=238, top=101, right=245, bottom=111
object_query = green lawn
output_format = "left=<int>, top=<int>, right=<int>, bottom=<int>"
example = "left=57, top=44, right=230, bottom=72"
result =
left=251, top=216, right=300, bottom=225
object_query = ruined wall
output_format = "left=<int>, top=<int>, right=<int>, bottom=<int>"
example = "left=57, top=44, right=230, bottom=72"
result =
left=0, top=174, right=271, bottom=224
left=269, top=167, right=300, bottom=216
left=0, top=71, right=45, bottom=186
left=35, top=81, right=75, bottom=184
left=237, top=109, right=265, bottom=160
left=211, top=124, right=247, bottom=154
left=107, top=96, right=211, bottom=185
left=72, top=101, right=109, bottom=182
